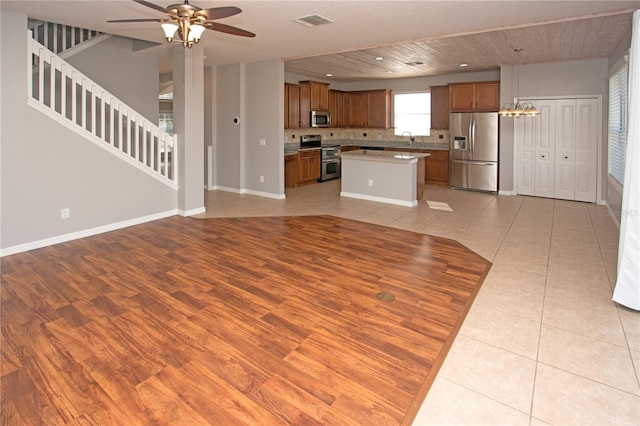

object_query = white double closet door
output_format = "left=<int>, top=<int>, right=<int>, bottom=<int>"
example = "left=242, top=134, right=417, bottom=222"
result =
left=515, top=98, right=600, bottom=202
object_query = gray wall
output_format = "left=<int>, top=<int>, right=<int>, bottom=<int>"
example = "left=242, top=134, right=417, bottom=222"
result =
left=245, top=59, right=285, bottom=195
left=1, top=11, right=177, bottom=252
left=66, top=35, right=159, bottom=123
left=499, top=58, right=609, bottom=197
left=216, top=63, right=243, bottom=190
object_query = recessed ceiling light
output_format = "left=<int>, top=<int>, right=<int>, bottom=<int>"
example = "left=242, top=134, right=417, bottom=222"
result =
left=375, top=57, right=384, bottom=61
left=325, top=73, right=333, bottom=77
left=459, top=63, right=469, bottom=67
left=386, top=70, right=393, bottom=74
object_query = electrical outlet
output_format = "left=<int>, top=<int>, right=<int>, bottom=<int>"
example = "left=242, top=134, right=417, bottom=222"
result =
left=439, top=134, right=444, bottom=139
left=259, top=138, right=266, bottom=146
left=368, top=179, right=374, bottom=187
left=377, top=134, right=382, bottom=140
left=259, top=176, right=265, bottom=183
left=61, top=208, right=70, bottom=219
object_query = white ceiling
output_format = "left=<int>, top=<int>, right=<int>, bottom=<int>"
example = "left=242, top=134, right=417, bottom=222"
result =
left=2, top=0, right=639, bottom=81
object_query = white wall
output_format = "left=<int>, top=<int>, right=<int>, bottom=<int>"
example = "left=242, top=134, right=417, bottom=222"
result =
left=66, top=35, right=159, bottom=123
left=0, top=11, right=177, bottom=252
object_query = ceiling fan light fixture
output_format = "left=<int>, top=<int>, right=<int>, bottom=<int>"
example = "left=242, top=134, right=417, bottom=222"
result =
left=161, top=22, right=179, bottom=42
left=188, top=23, right=206, bottom=42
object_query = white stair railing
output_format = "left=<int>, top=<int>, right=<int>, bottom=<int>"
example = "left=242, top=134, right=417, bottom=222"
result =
left=28, top=19, right=103, bottom=56
left=27, top=31, right=177, bottom=188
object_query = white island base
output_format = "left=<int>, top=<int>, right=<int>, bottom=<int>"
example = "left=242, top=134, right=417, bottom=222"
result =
left=340, top=149, right=429, bottom=207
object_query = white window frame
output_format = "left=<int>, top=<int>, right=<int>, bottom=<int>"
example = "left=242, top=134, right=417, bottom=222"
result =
left=393, top=91, right=431, bottom=136
left=608, top=54, right=629, bottom=186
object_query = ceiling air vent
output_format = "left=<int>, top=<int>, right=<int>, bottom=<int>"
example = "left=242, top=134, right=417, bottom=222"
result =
left=404, top=61, right=425, bottom=66
left=293, top=14, right=334, bottom=28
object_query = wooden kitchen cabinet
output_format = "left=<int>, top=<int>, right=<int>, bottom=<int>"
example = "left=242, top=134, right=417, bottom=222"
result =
left=329, top=90, right=348, bottom=127
left=297, top=149, right=321, bottom=185
left=384, top=148, right=449, bottom=184
left=424, top=150, right=449, bottom=184
left=366, top=89, right=391, bottom=129
left=449, top=81, right=500, bottom=112
left=299, top=84, right=311, bottom=128
left=430, top=85, right=449, bottom=129
left=285, top=83, right=300, bottom=129
left=347, top=92, right=367, bottom=128
left=347, top=89, right=391, bottom=129
left=300, top=81, right=330, bottom=111
left=284, top=153, right=298, bottom=187
left=285, top=149, right=320, bottom=187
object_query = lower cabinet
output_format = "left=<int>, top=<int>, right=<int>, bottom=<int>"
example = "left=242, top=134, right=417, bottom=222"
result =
left=384, top=148, right=449, bottom=185
left=285, top=149, right=321, bottom=188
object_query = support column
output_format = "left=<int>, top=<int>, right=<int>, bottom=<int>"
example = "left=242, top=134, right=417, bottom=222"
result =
left=173, top=44, right=205, bottom=215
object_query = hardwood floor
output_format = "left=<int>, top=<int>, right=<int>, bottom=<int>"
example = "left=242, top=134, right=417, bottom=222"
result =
left=1, top=215, right=491, bottom=425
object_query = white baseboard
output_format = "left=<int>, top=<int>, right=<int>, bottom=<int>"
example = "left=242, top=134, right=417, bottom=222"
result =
left=0, top=209, right=178, bottom=257
left=242, top=189, right=286, bottom=200
left=211, top=185, right=285, bottom=199
left=498, top=190, right=517, bottom=196
left=340, top=191, right=417, bottom=207
left=180, top=207, right=206, bottom=217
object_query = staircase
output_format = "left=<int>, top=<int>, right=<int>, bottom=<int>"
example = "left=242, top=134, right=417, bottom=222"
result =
left=28, top=19, right=103, bottom=56
left=26, top=26, right=177, bottom=188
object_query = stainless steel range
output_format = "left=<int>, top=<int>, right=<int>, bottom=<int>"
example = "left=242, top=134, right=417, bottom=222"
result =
left=300, top=135, right=341, bottom=182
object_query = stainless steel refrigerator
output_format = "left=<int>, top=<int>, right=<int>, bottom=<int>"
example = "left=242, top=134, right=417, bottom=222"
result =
left=449, top=112, right=499, bottom=192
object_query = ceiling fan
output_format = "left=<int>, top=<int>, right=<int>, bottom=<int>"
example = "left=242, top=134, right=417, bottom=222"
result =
left=108, top=0, right=255, bottom=48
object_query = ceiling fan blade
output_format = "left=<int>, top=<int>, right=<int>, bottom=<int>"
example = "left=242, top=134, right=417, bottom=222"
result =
left=107, top=18, right=164, bottom=23
left=132, top=0, right=168, bottom=14
left=199, top=6, right=242, bottom=21
left=204, top=22, right=255, bottom=38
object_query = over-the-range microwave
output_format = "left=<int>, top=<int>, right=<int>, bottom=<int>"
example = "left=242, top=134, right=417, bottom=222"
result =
left=311, top=110, right=331, bottom=128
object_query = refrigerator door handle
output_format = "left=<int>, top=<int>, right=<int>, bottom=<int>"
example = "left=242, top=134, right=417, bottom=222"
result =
left=451, top=159, right=495, bottom=166
left=470, top=119, right=476, bottom=159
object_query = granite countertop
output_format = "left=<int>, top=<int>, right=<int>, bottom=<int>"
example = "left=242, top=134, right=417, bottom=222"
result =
left=341, top=149, right=430, bottom=163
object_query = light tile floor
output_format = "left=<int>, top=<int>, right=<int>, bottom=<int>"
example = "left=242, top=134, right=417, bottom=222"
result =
left=195, top=180, right=640, bottom=425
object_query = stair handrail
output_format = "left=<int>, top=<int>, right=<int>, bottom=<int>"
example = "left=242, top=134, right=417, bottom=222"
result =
left=27, top=30, right=177, bottom=188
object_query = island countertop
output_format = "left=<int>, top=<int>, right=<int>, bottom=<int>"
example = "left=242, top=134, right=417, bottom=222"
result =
left=340, top=149, right=431, bottom=162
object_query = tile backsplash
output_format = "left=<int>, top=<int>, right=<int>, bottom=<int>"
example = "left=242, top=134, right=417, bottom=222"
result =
left=285, top=128, right=449, bottom=145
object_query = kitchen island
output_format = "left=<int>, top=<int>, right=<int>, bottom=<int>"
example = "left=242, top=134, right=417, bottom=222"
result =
left=340, top=149, right=430, bottom=207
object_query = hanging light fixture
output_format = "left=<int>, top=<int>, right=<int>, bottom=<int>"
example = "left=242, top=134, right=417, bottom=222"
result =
left=161, top=17, right=205, bottom=48
left=499, top=48, right=539, bottom=118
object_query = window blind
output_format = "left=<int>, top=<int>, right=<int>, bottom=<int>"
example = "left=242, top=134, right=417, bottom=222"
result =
left=608, top=61, right=628, bottom=185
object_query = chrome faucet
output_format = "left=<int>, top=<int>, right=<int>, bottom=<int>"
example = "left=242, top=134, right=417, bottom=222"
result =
left=401, top=131, right=415, bottom=146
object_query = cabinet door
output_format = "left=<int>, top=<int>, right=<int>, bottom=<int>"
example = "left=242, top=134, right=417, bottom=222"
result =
left=329, top=90, right=344, bottom=127
left=285, top=154, right=298, bottom=187
left=309, top=153, right=321, bottom=180
left=449, top=84, right=475, bottom=112
left=347, top=92, right=367, bottom=128
left=430, top=85, right=449, bottom=129
left=299, top=84, right=310, bottom=128
left=425, top=150, right=449, bottom=183
left=366, top=90, right=391, bottom=129
left=286, top=84, right=300, bottom=129
left=474, top=82, right=500, bottom=111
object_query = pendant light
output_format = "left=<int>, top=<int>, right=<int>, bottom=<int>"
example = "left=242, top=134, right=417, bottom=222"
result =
left=499, top=48, right=539, bottom=118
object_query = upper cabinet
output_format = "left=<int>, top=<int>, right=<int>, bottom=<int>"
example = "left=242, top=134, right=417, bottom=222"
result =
left=285, top=83, right=300, bottom=129
left=299, top=84, right=310, bottom=128
left=347, top=89, right=391, bottom=129
left=449, top=81, right=500, bottom=112
left=329, top=90, right=348, bottom=128
left=366, top=89, right=391, bottom=129
left=430, top=85, right=449, bottom=129
left=300, top=81, right=330, bottom=111
left=285, top=82, right=391, bottom=129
